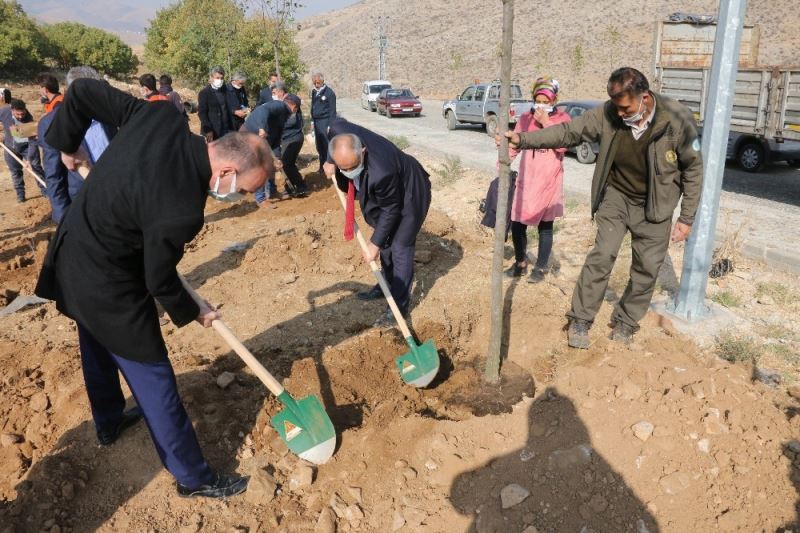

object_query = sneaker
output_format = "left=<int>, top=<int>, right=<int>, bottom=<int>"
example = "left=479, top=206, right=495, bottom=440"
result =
left=97, top=406, right=143, bottom=446
left=373, top=307, right=400, bottom=329
left=609, top=321, right=636, bottom=345
left=567, top=319, right=591, bottom=349
left=177, top=472, right=249, bottom=499
left=505, top=262, right=528, bottom=278
left=357, top=285, right=383, bottom=301
left=280, top=190, right=291, bottom=200
left=527, top=267, right=548, bottom=284
left=16, top=196, right=25, bottom=203
left=291, top=188, right=309, bottom=198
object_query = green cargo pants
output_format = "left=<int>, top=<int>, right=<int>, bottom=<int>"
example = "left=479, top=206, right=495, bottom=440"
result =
left=567, top=186, right=672, bottom=331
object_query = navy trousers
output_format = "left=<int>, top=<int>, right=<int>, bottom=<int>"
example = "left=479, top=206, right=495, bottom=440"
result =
left=313, top=118, right=330, bottom=168
left=4, top=141, right=45, bottom=200
left=77, top=324, right=214, bottom=488
left=380, top=243, right=415, bottom=315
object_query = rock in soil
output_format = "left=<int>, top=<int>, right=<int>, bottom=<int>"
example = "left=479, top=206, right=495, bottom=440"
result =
left=500, top=483, right=530, bottom=509
left=288, top=463, right=314, bottom=491
left=314, top=507, right=336, bottom=533
left=245, top=468, right=277, bottom=504
left=216, top=371, right=236, bottom=389
left=632, top=421, right=654, bottom=441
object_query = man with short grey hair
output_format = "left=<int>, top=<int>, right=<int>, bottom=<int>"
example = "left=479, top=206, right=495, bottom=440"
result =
left=324, top=118, right=431, bottom=327
left=227, top=71, right=249, bottom=130
left=198, top=66, right=233, bottom=141
left=36, top=78, right=273, bottom=499
left=311, top=72, right=336, bottom=173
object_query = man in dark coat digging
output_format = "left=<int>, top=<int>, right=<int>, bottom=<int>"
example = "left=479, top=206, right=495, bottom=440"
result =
left=35, top=78, right=274, bottom=499
left=324, top=118, right=431, bottom=327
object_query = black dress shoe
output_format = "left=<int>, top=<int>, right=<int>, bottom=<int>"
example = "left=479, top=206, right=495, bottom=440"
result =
left=357, top=285, right=383, bottom=301
left=97, top=406, right=143, bottom=446
left=177, top=473, right=249, bottom=499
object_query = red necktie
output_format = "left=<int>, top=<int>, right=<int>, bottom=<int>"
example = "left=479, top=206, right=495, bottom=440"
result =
left=344, top=180, right=355, bottom=241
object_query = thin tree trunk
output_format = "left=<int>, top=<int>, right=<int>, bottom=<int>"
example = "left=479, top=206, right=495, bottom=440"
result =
left=274, top=40, right=281, bottom=78
left=484, top=0, right=515, bottom=384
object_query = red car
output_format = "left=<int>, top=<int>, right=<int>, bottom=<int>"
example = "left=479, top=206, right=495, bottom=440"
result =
left=377, top=88, right=422, bottom=117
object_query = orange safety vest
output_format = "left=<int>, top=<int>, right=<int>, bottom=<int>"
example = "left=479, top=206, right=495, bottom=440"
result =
left=44, top=94, right=63, bottom=113
left=147, top=93, right=169, bottom=102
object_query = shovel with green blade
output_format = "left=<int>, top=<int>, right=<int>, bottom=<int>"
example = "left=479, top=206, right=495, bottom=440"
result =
left=179, top=275, right=336, bottom=464
left=328, top=176, right=440, bottom=387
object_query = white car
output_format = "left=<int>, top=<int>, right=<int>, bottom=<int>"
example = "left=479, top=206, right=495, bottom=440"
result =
left=360, top=80, right=392, bottom=112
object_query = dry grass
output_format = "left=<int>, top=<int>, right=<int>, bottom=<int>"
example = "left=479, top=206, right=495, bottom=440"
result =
left=716, top=331, right=761, bottom=364
left=711, top=290, right=742, bottom=308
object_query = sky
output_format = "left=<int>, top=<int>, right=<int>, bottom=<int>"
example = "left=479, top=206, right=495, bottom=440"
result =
left=20, top=0, right=360, bottom=44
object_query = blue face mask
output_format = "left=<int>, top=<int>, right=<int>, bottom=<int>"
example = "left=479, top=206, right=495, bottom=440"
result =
left=208, top=172, right=245, bottom=202
left=341, top=162, right=363, bottom=180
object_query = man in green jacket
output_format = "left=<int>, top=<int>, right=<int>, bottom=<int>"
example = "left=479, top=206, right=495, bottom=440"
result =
left=502, top=67, right=703, bottom=348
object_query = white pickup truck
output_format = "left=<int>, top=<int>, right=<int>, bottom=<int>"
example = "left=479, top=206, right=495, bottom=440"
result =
left=442, top=80, right=532, bottom=137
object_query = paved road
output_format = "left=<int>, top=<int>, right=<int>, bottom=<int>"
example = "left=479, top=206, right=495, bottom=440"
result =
left=337, top=98, right=800, bottom=272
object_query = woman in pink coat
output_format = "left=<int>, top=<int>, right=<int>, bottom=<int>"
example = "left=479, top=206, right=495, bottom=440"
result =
left=507, top=77, right=571, bottom=283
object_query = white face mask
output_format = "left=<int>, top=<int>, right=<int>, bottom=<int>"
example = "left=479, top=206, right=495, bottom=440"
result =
left=533, top=103, right=554, bottom=113
left=211, top=78, right=224, bottom=90
left=208, top=172, right=244, bottom=202
left=341, top=162, right=363, bottom=180
left=622, top=96, right=645, bottom=127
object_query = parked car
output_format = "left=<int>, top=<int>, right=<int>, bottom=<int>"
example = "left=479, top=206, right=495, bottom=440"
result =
left=360, top=80, right=392, bottom=111
left=554, top=100, right=603, bottom=164
left=441, top=80, right=531, bottom=136
left=377, top=88, right=422, bottom=117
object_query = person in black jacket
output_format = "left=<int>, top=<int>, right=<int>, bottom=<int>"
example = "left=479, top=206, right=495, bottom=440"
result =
left=324, top=118, right=431, bottom=327
left=280, top=94, right=308, bottom=197
left=226, top=71, right=249, bottom=131
left=242, top=86, right=290, bottom=205
left=255, top=72, right=279, bottom=107
left=310, top=72, right=336, bottom=173
left=197, top=66, right=233, bottom=141
left=35, top=78, right=274, bottom=499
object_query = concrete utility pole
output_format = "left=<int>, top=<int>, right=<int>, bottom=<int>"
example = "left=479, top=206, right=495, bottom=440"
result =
left=670, top=0, right=748, bottom=321
left=375, top=16, right=389, bottom=80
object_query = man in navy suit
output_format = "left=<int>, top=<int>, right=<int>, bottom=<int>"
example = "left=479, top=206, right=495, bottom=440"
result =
left=324, top=118, right=431, bottom=327
left=310, top=72, right=336, bottom=173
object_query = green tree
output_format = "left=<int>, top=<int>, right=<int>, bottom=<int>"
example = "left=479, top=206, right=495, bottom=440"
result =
left=0, top=1, right=46, bottom=73
left=40, top=22, right=138, bottom=76
left=144, top=0, right=305, bottom=91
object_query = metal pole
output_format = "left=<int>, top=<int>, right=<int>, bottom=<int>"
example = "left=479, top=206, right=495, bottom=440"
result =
left=670, top=0, right=747, bottom=322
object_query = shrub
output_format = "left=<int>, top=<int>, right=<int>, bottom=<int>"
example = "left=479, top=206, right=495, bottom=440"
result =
left=434, top=155, right=464, bottom=186
left=716, top=332, right=761, bottom=363
left=387, top=135, right=410, bottom=151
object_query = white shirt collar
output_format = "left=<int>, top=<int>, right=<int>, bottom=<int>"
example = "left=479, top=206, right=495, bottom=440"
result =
left=630, top=97, right=656, bottom=140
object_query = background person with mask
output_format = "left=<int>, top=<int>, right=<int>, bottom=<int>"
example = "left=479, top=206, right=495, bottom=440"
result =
left=227, top=71, right=250, bottom=131
left=198, top=66, right=233, bottom=141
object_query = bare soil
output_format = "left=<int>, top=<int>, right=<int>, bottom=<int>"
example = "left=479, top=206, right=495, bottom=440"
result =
left=0, top=85, right=799, bottom=533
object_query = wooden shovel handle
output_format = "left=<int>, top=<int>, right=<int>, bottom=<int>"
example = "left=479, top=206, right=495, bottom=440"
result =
left=0, top=142, right=46, bottom=188
left=178, top=274, right=285, bottom=397
left=327, top=175, right=414, bottom=339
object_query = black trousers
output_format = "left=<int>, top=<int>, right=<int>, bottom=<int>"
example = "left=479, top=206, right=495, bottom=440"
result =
left=281, top=138, right=307, bottom=192
left=313, top=118, right=330, bottom=167
left=511, top=220, right=554, bottom=269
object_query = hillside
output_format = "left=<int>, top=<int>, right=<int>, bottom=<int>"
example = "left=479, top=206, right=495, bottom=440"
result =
left=297, top=0, right=799, bottom=100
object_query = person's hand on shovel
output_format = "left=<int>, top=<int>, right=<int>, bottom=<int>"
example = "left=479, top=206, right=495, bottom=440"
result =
left=195, top=299, right=220, bottom=328
left=362, top=241, right=380, bottom=264
left=61, top=145, right=92, bottom=172
left=322, top=161, right=336, bottom=179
